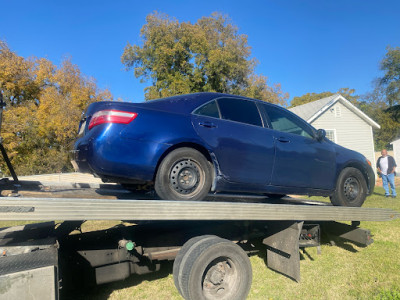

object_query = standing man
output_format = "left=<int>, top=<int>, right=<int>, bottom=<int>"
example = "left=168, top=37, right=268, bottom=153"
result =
left=377, top=149, right=397, bottom=198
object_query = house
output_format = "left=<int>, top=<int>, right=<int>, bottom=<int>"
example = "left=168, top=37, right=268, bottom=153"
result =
left=289, top=94, right=380, bottom=173
left=390, top=138, right=400, bottom=173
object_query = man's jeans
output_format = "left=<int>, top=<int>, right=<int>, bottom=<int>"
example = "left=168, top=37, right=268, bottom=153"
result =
left=382, top=173, right=397, bottom=196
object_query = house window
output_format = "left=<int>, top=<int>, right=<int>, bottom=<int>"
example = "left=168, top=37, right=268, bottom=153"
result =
left=325, top=129, right=336, bottom=142
left=335, top=106, right=341, bottom=117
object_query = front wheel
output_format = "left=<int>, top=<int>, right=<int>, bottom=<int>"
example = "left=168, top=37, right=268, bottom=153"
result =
left=155, top=148, right=213, bottom=201
left=330, top=167, right=367, bottom=207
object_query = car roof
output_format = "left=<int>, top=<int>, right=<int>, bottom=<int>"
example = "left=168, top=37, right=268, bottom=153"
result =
left=139, top=92, right=276, bottom=114
left=139, top=92, right=222, bottom=114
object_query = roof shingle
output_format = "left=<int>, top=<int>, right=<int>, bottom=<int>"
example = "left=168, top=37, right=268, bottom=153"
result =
left=288, top=94, right=339, bottom=121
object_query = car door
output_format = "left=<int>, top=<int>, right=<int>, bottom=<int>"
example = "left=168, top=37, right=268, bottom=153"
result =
left=191, top=98, right=275, bottom=185
left=262, top=103, right=336, bottom=190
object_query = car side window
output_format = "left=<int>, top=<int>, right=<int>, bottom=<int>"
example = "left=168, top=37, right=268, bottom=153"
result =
left=263, top=104, right=313, bottom=138
left=193, top=100, right=220, bottom=118
left=217, top=98, right=262, bottom=127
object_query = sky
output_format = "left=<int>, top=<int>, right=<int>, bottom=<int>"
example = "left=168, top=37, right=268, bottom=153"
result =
left=1, top=0, right=399, bottom=104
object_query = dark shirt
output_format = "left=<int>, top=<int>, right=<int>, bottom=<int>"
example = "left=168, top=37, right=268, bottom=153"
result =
left=376, top=155, right=397, bottom=175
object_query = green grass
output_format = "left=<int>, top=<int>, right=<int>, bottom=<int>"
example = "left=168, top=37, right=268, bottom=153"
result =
left=1, top=187, right=399, bottom=299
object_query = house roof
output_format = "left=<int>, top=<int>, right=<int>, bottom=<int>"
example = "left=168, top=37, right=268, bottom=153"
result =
left=289, top=94, right=381, bottom=129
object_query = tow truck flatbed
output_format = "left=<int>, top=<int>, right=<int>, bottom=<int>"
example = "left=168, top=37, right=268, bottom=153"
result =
left=0, top=180, right=398, bottom=300
left=0, top=196, right=397, bottom=221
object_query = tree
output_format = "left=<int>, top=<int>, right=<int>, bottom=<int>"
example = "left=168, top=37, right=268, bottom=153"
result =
left=0, top=41, right=112, bottom=175
left=290, top=91, right=334, bottom=108
left=379, top=46, right=400, bottom=106
left=290, top=88, right=359, bottom=108
left=359, top=87, right=400, bottom=150
left=0, top=41, right=42, bottom=106
left=371, top=107, right=400, bottom=150
left=359, top=46, right=400, bottom=150
left=243, top=75, right=288, bottom=106
left=122, top=12, right=288, bottom=105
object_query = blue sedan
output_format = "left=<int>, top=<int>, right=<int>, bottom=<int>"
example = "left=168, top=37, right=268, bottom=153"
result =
left=72, top=92, right=375, bottom=206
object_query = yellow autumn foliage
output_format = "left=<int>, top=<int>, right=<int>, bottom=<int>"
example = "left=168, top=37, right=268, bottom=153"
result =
left=0, top=41, right=112, bottom=175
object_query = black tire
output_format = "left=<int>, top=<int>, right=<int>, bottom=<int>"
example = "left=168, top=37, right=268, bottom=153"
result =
left=155, top=148, right=213, bottom=201
left=265, top=193, right=286, bottom=199
left=173, top=235, right=221, bottom=297
left=330, top=167, right=367, bottom=207
left=177, top=237, right=252, bottom=300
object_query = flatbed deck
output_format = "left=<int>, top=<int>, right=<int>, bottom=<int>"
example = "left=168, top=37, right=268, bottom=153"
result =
left=0, top=179, right=399, bottom=300
left=0, top=180, right=398, bottom=222
left=0, top=196, right=398, bottom=221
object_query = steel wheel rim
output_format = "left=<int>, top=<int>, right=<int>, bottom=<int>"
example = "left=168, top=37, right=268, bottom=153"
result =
left=169, top=159, right=203, bottom=196
left=343, top=176, right=360, bottom=201
left=202, top=257, right=239, bottom=300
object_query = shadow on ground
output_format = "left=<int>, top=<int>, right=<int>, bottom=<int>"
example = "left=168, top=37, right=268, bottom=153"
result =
left=61, top=261, right=174, bottom=300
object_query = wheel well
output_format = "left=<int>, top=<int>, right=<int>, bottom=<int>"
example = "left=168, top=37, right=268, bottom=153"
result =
left=339, top=163, right=370, bottom=190
left=153, top=142, right=214, bottom=181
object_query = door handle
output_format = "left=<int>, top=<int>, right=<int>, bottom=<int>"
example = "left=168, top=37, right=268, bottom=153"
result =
left=199, top=122, right=217, bottom=128
left=277, top=137, right=290, bottom=143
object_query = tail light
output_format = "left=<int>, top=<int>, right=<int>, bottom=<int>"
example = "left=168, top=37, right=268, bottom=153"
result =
left=88, top=110, right=138, bottom=130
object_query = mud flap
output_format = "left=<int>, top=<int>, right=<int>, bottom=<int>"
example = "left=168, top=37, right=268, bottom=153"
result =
left=262, top=221, right=303, bottom=282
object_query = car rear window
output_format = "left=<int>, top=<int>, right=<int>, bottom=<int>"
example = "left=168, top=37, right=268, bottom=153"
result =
left=217, top=98, right=262, bottom=127
left=193, top=100, right=220, bottom=118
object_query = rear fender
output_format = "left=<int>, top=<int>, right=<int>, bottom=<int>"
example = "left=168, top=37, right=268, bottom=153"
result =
left=209, top=151, right=222, bottom=192
left=153, top=142, right=220, bottom=192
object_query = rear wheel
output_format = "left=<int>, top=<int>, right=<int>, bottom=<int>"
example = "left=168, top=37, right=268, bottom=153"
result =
left=173, top=235, right=221, bottom=296
left=155, top=148, right=213, bottom=201
left=330, top=167, right=367, bottom=207
left=174, top=236, right=252, bottom=300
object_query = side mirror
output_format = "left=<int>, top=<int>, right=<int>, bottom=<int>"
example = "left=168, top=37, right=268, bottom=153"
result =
left=316, top=129, right=326, bottom=141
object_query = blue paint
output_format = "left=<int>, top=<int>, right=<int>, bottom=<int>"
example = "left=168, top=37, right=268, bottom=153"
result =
left=73, top=93, right=375, bottom=197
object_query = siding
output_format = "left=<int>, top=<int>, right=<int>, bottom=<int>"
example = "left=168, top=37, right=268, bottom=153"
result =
left=311, top=102, right=377, bottom=173
left=392, top=139, right=400, bottom=173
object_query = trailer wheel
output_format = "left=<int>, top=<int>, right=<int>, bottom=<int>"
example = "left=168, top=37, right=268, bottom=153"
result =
left=175, top=236, right=252, bottom=300
left=155, top=148, right=212, bottom=201
left=173, top=235, right=221, bottom=296
left=330, top=167, right=367, bottom=207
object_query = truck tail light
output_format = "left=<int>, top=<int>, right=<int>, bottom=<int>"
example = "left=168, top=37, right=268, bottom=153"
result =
left=88, top=110, right=138, bottom=130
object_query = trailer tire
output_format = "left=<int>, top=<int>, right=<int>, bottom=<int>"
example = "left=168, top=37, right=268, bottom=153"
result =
left=177, top=236, right=252, bottom=300
left=173, top=235, right=220, bottom=296
left=155, top=148, right=212, bottom=201
left=330, top=167, right=367, bottom=207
